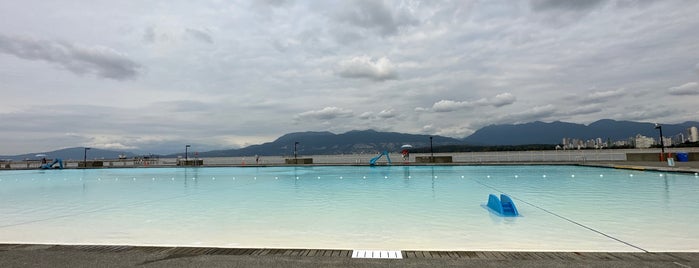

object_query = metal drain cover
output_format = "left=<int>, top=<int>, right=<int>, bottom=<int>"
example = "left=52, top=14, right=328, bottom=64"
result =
left=351, top=250, right=402, bottom=259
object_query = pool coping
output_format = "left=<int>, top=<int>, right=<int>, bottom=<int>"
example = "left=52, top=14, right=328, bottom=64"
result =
left=578, top=162, right=699, bottom=174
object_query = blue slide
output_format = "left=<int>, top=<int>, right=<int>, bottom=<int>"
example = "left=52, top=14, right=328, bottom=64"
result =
left=486, top=194, right=519, bottom=217
left=369, top=151, right=392, bottom=166
left=40, top=158, right=63, bottom=169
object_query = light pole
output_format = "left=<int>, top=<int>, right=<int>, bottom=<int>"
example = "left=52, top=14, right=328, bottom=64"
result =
left=83, top=147, right=91, bottom=168
left=294, top=142, right=299, bottom=162
left=429, top=136, right=434, bottom=163
left=655, top=124, right=665, bottom=161
left=185, top=145, right=191, bottom=162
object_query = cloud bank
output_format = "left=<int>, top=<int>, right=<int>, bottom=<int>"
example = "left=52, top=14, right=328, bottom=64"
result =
left=0, top=34, right=141, bottom=80
left=1, top=0, right=698, bottom=154
left=669, top=82, right=699, bottom=95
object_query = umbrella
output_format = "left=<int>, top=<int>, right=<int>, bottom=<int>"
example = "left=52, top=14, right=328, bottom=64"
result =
left=401, top=144, right=413, bottom=149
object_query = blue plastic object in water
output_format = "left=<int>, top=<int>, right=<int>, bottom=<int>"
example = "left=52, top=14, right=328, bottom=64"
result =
left=369, top=151, right=392, bottom=166
left=486, top=194, right=519, bottom=217
left=40, top=158, right=63, bottom=169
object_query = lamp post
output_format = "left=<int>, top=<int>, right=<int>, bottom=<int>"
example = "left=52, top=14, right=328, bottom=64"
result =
left=429, top=136, right=434, bottom=163
left=294, top=142, right=299, bottom=162
left=83, top=147, right=91, bottom=168
left=654, top=124, right=665, bottom=161
left=185, top=145, right=191, bottom=162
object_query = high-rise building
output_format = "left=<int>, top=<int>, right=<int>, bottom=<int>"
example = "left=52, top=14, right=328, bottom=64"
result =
left=662, top=137, right=672, bottom=147
left=673, top=133, right=685, bottom=145
left=634, top=134, right=654, bottom=148
left=689, top=126, right=699, bottom=142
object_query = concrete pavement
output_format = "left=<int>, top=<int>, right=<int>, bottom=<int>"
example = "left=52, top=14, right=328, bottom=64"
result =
left=1, top=244, right=698, bottom=268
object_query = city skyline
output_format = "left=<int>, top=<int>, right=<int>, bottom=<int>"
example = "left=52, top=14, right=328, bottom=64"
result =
left=2, top=0, right=699, bottom=155
left=561, top=126, right=699, bottom=149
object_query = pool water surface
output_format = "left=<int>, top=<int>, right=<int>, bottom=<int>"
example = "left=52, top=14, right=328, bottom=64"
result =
left=0, top=165, right=697, bottom=252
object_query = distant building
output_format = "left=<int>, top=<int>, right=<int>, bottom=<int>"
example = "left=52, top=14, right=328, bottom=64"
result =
left=613, top=140, right=629, bottom=147
left=673, top=133, right=685, bottom=145
left=661, top=137, right=672, bottom=147
left=634, top=134, right=654, bottom=148
left=561, top=137, right=607, bottom=149
left=689, top=126, right=699, bottom=142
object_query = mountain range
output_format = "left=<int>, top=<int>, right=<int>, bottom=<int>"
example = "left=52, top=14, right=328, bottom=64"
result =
left=190, top=130, right=461, bottom=157
left=2, top=119, right=697, bottom=160
left=463, top=119, right=698, bottom=145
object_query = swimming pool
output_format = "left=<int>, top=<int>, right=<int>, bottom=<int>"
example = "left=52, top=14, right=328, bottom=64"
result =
left=1, top=165, right=697, bottom=252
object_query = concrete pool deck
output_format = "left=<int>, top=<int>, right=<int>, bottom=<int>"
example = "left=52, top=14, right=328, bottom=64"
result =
left=1, top=244, right=698, bottom=268
left=581, top=160, right=699, bottom=174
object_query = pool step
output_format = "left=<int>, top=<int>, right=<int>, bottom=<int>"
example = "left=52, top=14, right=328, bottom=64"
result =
left=352, top=250, right=402, bottom=259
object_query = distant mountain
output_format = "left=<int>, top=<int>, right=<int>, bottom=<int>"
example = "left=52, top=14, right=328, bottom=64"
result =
left=463, top=119, right=699, bottom=145
left=183, top=130, right=463, bottom=157
left=5, top=120, right=697, bottom=159
left=0, top=147, right=138, bottom=161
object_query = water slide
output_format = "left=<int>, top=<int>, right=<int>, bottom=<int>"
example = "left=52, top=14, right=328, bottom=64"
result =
left=486, top=194, right=519, bottom=217
left=369, top=151, right=392, bottom=166
left=40, top=158, right=63, bottom=169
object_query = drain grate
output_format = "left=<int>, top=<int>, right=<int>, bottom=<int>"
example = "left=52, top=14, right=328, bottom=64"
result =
left=352, top=250, right=402, bottom=259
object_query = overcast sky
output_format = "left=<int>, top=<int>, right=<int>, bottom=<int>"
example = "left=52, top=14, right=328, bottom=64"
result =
left=1, top=0, right=698, bottom=155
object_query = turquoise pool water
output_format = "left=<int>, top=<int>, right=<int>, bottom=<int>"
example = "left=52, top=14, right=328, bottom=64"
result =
left=1, top=165, right=697, bottom=251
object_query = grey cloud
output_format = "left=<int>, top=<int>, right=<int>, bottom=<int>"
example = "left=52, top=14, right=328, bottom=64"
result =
left=295, top=107, right=354, bottom=120
left=432, top=93, right=516, bottom=112
left=564, top=104, right=602, bottom=116
left=2, top=0, right=699, bottom=154
left=483, top=93, right=517, bottom=107
left=668, top=82, right=699, bottom=95
left=358, top=111, right=373, bottom=119
left=142, top=26, right=175, bottom=44
left=153, top=100, right=213, bottom=113
left=0, top=103, right=250, bottom=154
left=0, top=34, right=141, bottom=80
left=614, top=0, right=657, bottom=8
left=529, top=0, right=607, bottom=26
left=616, top=105, right=675, bottom=121
left=355, top=109, right=398, bottom=120
left=259, top=0, right=293, bottom=6
left=186, top=28, right=214, bottom=44
left=496, top=104, right=558, bottom=124
left=582, top=88, right=626, bottom=103
left=336, top=56, right=397, bottom=81
left=530, top=0, right=606, bottom=12
left=377, top=108, right=397, bottom=119
left=432, top=100, right=472, bottom=112
left=330, top=28, right=364, bottom=45
left=434, top=125, right=473, bottom=139
left=142, top=26, right=212, bottom=44
left=143, top=27, right=156, bottom=43
left=337, top=0, right=418, bottom=36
